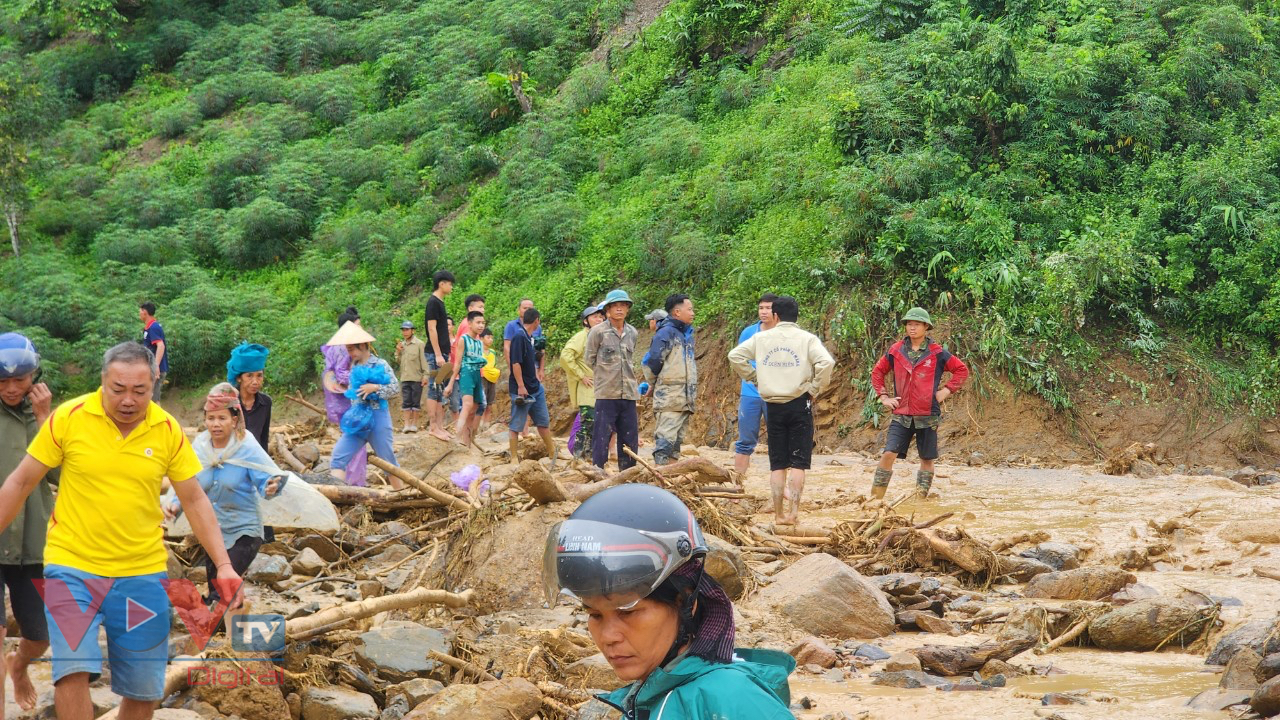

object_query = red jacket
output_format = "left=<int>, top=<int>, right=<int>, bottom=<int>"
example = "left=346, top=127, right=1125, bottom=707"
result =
left=870, top=339, right=969, bottom=417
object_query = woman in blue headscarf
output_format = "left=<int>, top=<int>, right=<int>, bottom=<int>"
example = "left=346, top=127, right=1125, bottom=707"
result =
left=227, top=343, right=271, bottom=450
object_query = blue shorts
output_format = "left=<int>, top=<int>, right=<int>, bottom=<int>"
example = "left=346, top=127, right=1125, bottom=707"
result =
left=43, top=564, right=170, bottom=701
left=509, top=385, right=550, bottom=431
left=734, top=395, right=767, bottom=455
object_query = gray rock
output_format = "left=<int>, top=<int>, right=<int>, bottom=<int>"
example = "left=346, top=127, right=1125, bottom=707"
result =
left=388, top=678, right=445, bottom=707
left=1023, top=566, right=1136, bottom=601
left=872, top=670, right=950, bottom=689
left=245, top=554, right=291, bottom=583
left=1000, top=556, right=1055, bottom=582
left=403, top=678, right=542, bottom=720
left=1257, top=653, right=1280, bottom=683
left=1019, top=542, right=1083, bottom=571
left=753, top=552, right=895, bottom=639
left=1089, top=598, right=1209, bottom=651
left=1222, top=648, right=1262, bottom=691
left=379, top=694, right=410, bottom=720
left=301, top=687, right=378, bottom=720
left=576, top=699, right=622, bottom=720
left=854, top=644, right=891, bottom=661
left=293, top=534, right=341, bottom=562
left=1187, top=689, right=1252, bottom=711
left=870, top=573, right=923, bottom=596
left=356, top=622, right=452, bottom=682
left=1257, top=474, right=1280, bottom=487
left=1252, top=675, right=1280, bottom=717
left=1132, top=459, right=1160, bottom=478
left=823, top=667, right=847, bottom=683
left=291, top=547, right=327, bottom=576
left=1111, top=583, right=1161, bottom=605
left=1042, top=692, right=1088, bottom=705
left=1208, top=619, right=1280, bottom=665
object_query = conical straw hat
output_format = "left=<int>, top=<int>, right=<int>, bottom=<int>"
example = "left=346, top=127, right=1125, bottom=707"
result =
left=326, top=321, right=376, bottom=347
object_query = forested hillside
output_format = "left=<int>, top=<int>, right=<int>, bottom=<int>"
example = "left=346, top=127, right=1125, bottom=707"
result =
left=2, top=0, right=1278, bottom=418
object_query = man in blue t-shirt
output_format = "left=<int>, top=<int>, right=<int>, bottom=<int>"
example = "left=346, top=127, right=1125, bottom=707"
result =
left=733, top=293, right=778, bottom=481
left=139, top=301, right=168, bottom=402
left=507, top=308, right=557, bottom=467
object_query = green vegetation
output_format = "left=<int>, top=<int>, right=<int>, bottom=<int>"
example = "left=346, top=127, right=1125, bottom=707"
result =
left=2, top=0, right=1278, bottom=419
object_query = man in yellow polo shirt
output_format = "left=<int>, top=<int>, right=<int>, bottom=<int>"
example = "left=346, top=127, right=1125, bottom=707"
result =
left=0, top=342, right=241, bottom=720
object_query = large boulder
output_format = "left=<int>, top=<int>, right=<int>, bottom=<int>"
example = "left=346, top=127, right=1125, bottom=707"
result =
left=1088, top=598, right=1209, bottom=651
left=461, top=504, right=570, bottom=611
left=1223, top=649, right=1263, bottom=691
left=1252, top=676, right=1280, bottom=717
left=1219, top=519, right=1280, bottom=544
left=753, top=553, right=894, bottom=639
left=190, top=658, right=290, bottom=720
left=704, top=534, right=750, bottom=600
left=404, top=678, right=542, bottom=720
left=1023, top=566, right=1135, bottom=601
left=301, top=687, right=378, bottom=720
left=355, top=622, right=453, bottom=682
left=1208, top=619, right=1280, bottom=665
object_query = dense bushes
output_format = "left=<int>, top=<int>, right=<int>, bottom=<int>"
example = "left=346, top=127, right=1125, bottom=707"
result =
left=2, top=0, right=1279, bottom=418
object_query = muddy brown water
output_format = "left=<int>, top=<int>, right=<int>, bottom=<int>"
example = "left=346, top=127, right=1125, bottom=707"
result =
left=722, top=447, right=1280, bottom=720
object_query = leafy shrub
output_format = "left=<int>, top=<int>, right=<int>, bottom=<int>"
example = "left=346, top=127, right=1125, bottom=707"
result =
left=220, top=197, right=305, bottom=268
left=152, top=100, right=201, bottom=138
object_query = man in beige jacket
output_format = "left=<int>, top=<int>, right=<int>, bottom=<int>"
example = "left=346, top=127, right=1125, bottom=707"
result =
left=728, top=296, right=834, bottom=526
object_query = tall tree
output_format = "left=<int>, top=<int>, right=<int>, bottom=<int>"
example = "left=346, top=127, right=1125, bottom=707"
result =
left=0, top=63, right=49, bottom=256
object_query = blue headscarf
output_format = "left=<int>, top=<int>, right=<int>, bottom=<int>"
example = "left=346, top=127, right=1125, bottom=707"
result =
left=227, top=343, right=269, bottom=386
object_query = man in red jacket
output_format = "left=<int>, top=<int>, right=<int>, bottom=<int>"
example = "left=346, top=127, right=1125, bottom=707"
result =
left=869, top=308, right=969, bottom=499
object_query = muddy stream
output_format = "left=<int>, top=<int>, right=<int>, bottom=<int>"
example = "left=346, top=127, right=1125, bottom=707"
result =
left=744, top=451, right=1280, bottom=719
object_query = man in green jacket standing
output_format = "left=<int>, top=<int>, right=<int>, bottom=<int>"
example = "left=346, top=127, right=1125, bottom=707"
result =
left=0, top=333, right=55, bottom=713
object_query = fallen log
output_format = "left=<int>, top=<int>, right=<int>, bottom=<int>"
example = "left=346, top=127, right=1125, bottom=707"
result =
left=368, top=456, right=476, bottom=511
left=313, top=484, right=439, bottom=507
left=286, top=587, right=474, bottom=637
left=512, top=460, right=569, bottom=504
left=774, top=535, right=833, bottom=546
left=567, top=456, right=739, bottom=502
left=909, top=635, right=1035, bottom=675
left=275, top=434, right=309, bottom=473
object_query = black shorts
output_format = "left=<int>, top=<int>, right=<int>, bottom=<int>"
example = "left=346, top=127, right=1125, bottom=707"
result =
left=482, top=379, right=496, bottom=407
left=401, top=381, right=423, bottom=410
left=0, top=564, right=50, bottom=642
left=884, top=421, right=939, bottom=460
left=765, top=394, right=813, bottom=471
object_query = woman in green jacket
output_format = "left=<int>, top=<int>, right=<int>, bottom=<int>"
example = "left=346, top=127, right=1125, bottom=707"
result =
left=544, top=484, right=795, bottom=720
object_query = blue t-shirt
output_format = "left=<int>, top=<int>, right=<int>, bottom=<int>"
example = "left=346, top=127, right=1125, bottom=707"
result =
left=738, top=322, right=761, bottom=398
left=507, top=325, right=540, bottom=395
left=143, top=320, right=168, bottom=373
left=503, top=317, right=543, bottom=344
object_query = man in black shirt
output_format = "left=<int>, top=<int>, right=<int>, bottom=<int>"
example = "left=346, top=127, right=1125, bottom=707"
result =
left=424, top=270, right=455, bottom=440
left=507, top=308, right=557, bottom=467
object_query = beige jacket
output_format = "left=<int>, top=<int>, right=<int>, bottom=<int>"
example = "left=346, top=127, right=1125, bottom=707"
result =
left=727, top=322, right=834, bottom=403
left=561, top=327, right=594, bottom=408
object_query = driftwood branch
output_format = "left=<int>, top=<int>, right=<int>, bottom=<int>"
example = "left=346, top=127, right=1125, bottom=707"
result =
left=285, top=587, right=474, bottom=637
left=511, top=460, right=569, bottom=504
left=274, top=433, right=308, bottom=473
left=368, top=456, right=476, bottom=511
left=428, top=651, right=498, bottom=682
left=286, top=394, right=326, bottom=416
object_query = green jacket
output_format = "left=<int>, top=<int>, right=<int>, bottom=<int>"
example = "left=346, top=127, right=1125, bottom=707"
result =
left=0, top=399, right=56, bottom=565
left=601, top=649, right=796, bottom=720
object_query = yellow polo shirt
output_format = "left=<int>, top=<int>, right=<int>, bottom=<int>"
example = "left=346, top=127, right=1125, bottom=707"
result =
left=27, top=390, right=202, bottom=577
